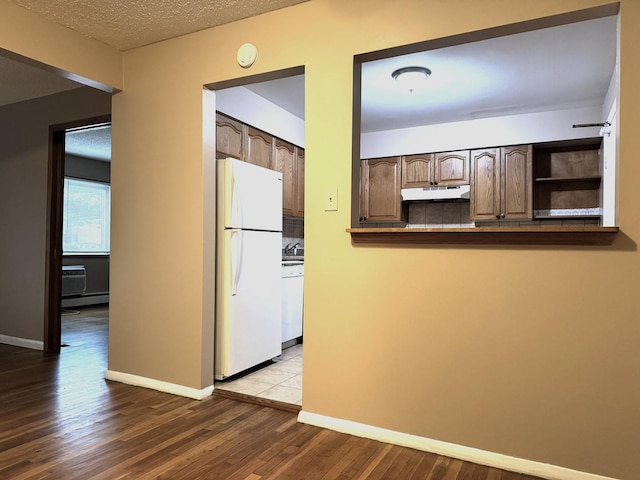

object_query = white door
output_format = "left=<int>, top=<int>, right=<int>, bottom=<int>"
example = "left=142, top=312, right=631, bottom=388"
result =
left=215, top=228, right=282, bottom=379
left=219, top=158, right=283, bottom=231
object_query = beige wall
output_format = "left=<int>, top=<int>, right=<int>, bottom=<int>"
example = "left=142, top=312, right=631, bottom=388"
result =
left=1, top=1, right=638, bottom=478
left=110, top=1, right=639, bottom=477
left=0, top=1, right=122, bottom=92
left=0, top=88, right=112, bottom=341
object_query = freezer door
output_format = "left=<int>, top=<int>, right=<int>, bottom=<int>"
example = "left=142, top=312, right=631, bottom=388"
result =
left=215, top=229, right=282, bottom=379
left=218, top=158, right=283, bottom=231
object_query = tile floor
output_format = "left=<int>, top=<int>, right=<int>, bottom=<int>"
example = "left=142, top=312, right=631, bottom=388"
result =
left=62, top=306, right=303, bottom=406
left=214, top=344, right=303, bottom=406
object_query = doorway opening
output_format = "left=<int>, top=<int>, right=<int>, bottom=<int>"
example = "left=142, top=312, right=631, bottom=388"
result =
left=45, top=115, right=111, bottom=355
left=205, top=67, right=305, bottom=409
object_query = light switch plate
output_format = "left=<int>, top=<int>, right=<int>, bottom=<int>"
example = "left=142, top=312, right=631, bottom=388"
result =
left=325, top=188, right=338, bottom=211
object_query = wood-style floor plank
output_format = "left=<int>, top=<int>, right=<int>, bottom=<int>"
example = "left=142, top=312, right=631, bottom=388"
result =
left=0, top=306, right=545, bottom=479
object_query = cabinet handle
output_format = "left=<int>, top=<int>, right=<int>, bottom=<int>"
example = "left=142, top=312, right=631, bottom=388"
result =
left=496, top=215, right=500, bottom=219
left=434, top=181, right=438, bottom=185
left=501, top=213, right=506, bottom=219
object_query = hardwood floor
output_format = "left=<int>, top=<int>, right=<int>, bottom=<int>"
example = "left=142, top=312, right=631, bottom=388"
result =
left=0, top=307, right=543, bottom=479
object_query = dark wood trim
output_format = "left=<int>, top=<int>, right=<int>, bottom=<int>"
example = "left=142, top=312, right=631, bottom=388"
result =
left=347, top=226, right=619, bottom=246
left=212, top=389, right=302, bottom=414
left=44, top=114, right=111, bottom=355
left=351, top=60, right=362, bottom=227
left=204, top=65, right=304, bottom=91
left=44, top=128, right=65, bottom=355
left=49, top=114, right=111, bottom=132
left=355, top=3, right=618, bottom=64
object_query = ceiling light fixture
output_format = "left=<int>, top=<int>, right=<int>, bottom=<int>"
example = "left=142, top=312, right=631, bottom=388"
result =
left=391, top=66, right=432, bottom=93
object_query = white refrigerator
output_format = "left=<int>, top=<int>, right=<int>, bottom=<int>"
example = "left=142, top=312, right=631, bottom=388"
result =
left=215, top=158, right=283, bottom=380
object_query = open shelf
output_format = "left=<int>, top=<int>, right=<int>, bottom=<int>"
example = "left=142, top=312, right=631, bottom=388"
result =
left=533, top=139, right=602, bottom=222
left=534, top=176, right=601, bottom=183
left=534, top=215, right=601, bottom=220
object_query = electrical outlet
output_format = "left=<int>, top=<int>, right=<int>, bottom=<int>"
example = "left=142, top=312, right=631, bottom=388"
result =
left=324, top=188, right=338, bottom=211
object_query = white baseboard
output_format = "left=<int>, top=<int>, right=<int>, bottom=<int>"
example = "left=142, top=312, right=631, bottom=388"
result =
left=297, top=411, right=619, bottom=480
left=62, top=294, right=109, bottom=308
left=105, top=369, right=213, bottom=400
left=0, top=334, right=44, bottom=350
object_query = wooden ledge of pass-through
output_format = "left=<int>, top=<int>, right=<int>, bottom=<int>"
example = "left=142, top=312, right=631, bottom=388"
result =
left=347, top=226, right=619, bottom=246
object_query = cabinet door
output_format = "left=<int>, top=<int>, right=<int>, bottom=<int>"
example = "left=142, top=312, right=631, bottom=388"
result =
left=295, top=148, right=305, bottom=217
left=402, top=154, right=434, bottom=188
left=361, top=157, right=404, bottom=222
left=216, top=114, right=244, bottom=160
left=501, top=145, right=532, bottom=220
left=274, top=139, right=296, bottom=216
left=470, top=148, right=500, bottom=220
left=246, top=127, right=273, bottom=169
left=435, top=150, right=470, bottom=185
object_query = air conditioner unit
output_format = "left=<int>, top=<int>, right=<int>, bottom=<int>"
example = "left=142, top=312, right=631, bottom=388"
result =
left=62, top=265, right=86, bottom=296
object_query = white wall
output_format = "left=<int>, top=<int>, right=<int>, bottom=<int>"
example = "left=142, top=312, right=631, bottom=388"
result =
left=600, top=20, right=620, bottom=227
left=360, top=106, right=603, bottom=158
left=601, top=103, right=617, bottom=226
left=215, top=86, right=305, bottom=147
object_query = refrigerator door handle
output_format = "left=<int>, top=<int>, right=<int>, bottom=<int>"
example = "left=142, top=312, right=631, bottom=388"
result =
left=230, top=165, right=244, bottom=228
left=230, top=229, right=244, bottom=296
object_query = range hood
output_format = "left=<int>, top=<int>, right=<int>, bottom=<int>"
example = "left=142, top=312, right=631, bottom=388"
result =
left=401, top=185, right=470, bottom=201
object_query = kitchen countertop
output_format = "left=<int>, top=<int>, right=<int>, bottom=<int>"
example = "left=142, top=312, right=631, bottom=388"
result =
left=282, top=256, right=304, bottom=262
left=346, top=226, right=619, bottom=246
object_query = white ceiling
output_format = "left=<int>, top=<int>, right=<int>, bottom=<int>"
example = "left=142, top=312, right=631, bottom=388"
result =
left=245, top=76, right=306, bottom=120
left=0, top=5, right=618, bottom=160
left=238, top=15, right=618, bottom=133
left=359, top=15, right=617, bottom=133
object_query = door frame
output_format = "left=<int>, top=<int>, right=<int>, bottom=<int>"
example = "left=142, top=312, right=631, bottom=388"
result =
left=44, top=114, right=111, bottom=355
left=601, top=102, right=617, bottom=227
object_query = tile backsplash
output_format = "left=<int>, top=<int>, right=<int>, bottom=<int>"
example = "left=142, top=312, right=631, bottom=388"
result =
left=283, top=216, right=304, bottom=252
left=358, top=201, right=602, bottom=228
left=408, top=201, right=473, bottom=228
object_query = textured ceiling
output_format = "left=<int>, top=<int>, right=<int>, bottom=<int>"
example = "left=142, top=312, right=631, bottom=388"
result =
left=8, top=0, right=310, bottom=51
left=2, top=0, right=310, bottom=161
left=66, top=124, right=112, bottom=162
